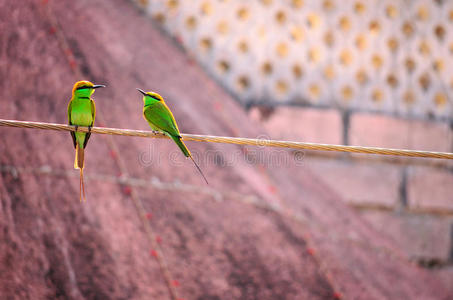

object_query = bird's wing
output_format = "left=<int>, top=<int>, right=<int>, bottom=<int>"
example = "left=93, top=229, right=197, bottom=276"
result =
left=143, top=102, right=181, bottom=137
left=83, top=99, right=96, bottom=148
left=67, top=100, right=73, bottom=125
left=90, top=99, right=96, bottom=126
left=67, top=99, right=77, bottom=148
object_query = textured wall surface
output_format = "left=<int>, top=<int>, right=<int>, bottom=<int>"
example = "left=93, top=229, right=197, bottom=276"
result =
left=138, top=0, right=453, bottom=120
left=1, top=0, right=451, bottom=299
left=250, top=105, right=453, bottom=275
left=135, top=0, right=453, bottom=271
left=142, top=0, right=453, bottom=295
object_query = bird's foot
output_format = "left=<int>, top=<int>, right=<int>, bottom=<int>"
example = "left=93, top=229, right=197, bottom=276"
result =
left=88, top=126, right=92, bottom=133
left=74, top=125, right=79, bottom=132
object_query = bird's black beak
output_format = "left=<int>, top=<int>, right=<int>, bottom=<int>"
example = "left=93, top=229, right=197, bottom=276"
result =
left=92, top=85, right=106, bottom=89
left=137, top=88, right=147, bottom=96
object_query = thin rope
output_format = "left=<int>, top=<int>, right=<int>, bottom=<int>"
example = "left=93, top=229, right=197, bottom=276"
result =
left=1, top=118, right=452, bottom=160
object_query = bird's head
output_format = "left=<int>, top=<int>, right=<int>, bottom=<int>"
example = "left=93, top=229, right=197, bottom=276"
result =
left=137, top=88, right=164, bottom=106
left=72, top=80, right=105, bottom=97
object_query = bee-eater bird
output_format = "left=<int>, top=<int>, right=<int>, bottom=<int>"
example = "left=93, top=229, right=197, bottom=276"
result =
left=68, top=80, right=105, bottom=202
left=137, top=89, right=208, bottom=184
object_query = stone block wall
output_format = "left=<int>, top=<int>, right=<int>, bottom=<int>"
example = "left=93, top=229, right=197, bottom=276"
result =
left=250, top=106, right=453, bottom=267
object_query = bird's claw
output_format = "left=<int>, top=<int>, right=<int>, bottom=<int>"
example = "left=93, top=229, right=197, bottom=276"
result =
left=88, top=126, right=92, bottom=133
left=74, top=125, right=79, bottom=132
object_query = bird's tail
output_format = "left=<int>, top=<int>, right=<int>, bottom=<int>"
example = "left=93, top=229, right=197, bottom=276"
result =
left=189, top=156, right=208, bottom=185
left=74, top=144, right=84, bottom=169
left=74, top=144, right=86, bottom=202
left=79, top=168, right=86, bottom=202
left=171, top=135, right=191, bottom=157
left=170, top=135, right=208, bottom=185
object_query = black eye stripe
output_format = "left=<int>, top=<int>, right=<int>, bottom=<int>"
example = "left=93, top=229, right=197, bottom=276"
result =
left=76, top=86, right=92, bottom=90
left=146, top=94, right=162, bottom=101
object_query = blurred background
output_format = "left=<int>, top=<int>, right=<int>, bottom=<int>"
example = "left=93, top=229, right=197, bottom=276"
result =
left=0, top=0, right=452, bottom=299
left=147, top=0, right=453, bottom=119
left=141, top=0, right=453, bottom=278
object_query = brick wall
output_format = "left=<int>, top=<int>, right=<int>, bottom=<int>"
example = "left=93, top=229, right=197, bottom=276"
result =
left=249, top=106, right=453, bottom=267
left=136, top=0, right=453, bottom=267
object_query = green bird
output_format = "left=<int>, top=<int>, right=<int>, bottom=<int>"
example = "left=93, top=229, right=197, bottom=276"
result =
left=137, top=89, right=208, bottom=184
left=68, top=80, right=105, bottom=202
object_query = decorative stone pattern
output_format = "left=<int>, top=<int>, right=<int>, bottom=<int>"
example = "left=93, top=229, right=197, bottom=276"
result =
left=138, top=0, right=453, bottom=120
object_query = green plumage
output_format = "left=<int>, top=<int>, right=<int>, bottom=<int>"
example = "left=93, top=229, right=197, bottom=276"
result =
left=67, top=80, right=104, bottom=202
left=143, top=102, right=190, bottom=157
left=68, top=97, right=96, bottom=150
left=139, top=89, right=208, bottom=184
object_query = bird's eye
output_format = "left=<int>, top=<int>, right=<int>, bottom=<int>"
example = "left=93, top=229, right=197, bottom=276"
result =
left=76, top=86, right=91, bottom=90
left=150, top=95, right=161, bottom=101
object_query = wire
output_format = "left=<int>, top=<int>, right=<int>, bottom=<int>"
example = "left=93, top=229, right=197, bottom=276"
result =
left=1, top=118, right=452, bottom=160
